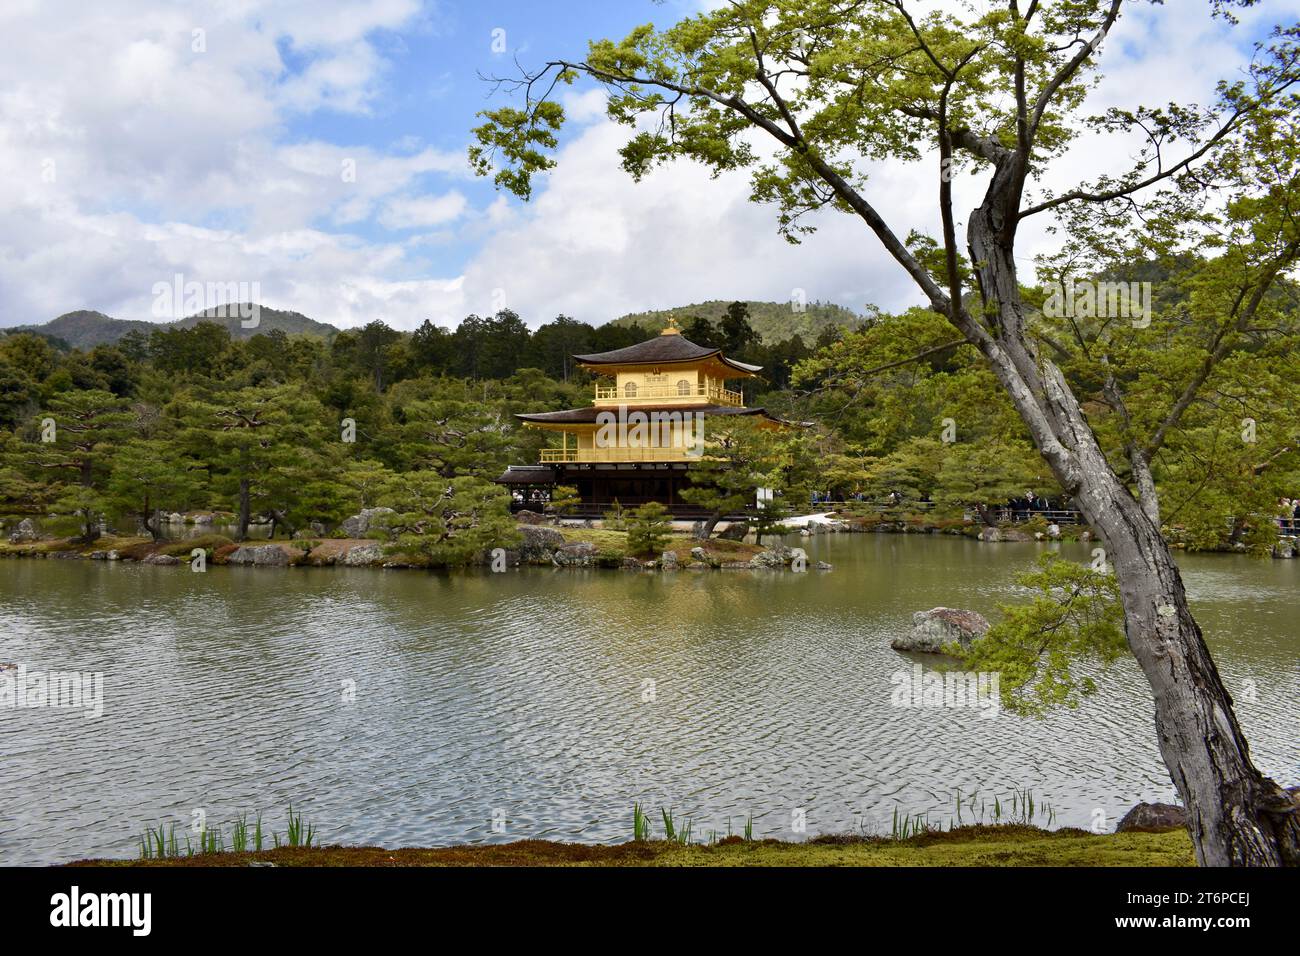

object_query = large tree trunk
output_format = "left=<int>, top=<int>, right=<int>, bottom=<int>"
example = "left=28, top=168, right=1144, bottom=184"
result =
left=1076, top=461, right=1299, bottom=865
left=965, top=191, right=1299, bottom=865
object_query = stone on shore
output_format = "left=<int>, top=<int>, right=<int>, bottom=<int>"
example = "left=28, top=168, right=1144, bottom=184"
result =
left=892, top=607, right=990, bottom=653
left=225, top=544, right=294, bottom=567
left=517, top=525, right=564, bottom=562
left=553, top=541, right=598, bottom=567
left=979, top=526, right=1032, bottom=543
left=142, top=552, right=182, bottom=566
left=1116, top=802, right=1186, bottom=832
left=341, top=543, right=385, bottom=567
left=8, top=518, right=38, bottom=544
left=514, top=510, right=547, bottom=526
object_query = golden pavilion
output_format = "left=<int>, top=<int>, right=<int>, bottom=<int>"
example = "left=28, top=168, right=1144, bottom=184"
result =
left=495, top=318, right=788, bottom=515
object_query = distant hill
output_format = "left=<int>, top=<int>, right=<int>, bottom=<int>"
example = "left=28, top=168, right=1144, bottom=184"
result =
left=9, top=310, right=157, bottom=350
left=609, top=300, right=865, bottom=344
left=9, top=304, right=340, bottom=350
left=8, top=299, right=867, bottom=352
left=171, top=304, right=339, bottom=339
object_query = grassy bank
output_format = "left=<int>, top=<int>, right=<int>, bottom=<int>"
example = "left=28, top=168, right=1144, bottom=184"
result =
left=67, top=825, right=1194, bottom=867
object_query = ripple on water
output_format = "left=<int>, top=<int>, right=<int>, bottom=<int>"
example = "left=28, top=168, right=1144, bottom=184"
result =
left=0, top=538, right=1296, bottom=864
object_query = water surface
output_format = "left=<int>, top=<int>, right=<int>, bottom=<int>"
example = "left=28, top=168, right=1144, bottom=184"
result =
left=1, top=535, right=1295, bottom=865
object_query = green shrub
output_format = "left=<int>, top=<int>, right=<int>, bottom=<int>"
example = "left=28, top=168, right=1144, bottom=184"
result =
left=625, top=502, right=672, bottom=556
left=602, top=499, right=627, bottom=531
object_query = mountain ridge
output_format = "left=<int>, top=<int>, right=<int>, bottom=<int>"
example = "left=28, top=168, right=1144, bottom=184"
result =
left=6, top=298, right=865, bottom=350
left=8, top=305, right=341, bottom=350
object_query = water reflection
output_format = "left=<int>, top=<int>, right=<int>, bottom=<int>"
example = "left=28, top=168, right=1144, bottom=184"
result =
left=0, top=536, right=1295, bottom=864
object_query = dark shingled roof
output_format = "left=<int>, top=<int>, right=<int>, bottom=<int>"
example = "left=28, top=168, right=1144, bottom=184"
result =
left=494, top=465, right=558, bottom=484
left=516, top=403, right=785, bottom=425
left=573, top=334, right=762, bottom=374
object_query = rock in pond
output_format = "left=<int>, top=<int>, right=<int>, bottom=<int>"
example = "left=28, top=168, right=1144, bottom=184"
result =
left=892, top=607, right=990, bottom=653
left=748, top=545, right=795, bottom=569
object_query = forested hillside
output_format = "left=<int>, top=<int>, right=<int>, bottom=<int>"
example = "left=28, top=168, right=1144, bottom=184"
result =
left=611, top=299, right=863, bottom=343
left=1, top=264, right=1296, bottom=561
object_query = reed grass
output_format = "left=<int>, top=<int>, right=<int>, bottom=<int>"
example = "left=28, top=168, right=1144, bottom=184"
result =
left=137, top=806, right=315, bottom=859
left=632, top=802, right=651, bottom=841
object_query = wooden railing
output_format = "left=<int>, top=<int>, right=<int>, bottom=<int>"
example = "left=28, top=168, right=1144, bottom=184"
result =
left=539, top=446, right=701, bottom=464
left=593, top=384, right=743, bottom=406
left=511, top=499, right=754, bottom=519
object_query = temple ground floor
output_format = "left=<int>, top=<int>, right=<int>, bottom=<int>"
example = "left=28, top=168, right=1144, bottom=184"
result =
left=495, top=461, right=751, bottom=518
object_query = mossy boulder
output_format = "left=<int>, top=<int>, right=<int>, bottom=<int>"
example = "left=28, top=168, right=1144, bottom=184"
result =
left=893, top=607, right=991, bottom=653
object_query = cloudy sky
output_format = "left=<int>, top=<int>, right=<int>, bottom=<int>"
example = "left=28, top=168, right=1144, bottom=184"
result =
left=1, top=0, right=1296, bottom=332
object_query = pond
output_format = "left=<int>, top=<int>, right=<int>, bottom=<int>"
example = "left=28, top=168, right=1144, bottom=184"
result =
left=1, top=534, right=1296, bottom=865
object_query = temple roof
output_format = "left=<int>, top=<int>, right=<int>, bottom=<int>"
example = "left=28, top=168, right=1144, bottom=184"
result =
left=516, top=403, right=786, bottom=425
left=572, top=333, right=762, bottom=375
left=494, top=464, right=558, bottom=484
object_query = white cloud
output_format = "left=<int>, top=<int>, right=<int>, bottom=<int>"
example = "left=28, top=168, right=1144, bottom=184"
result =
left=2, top=1, right=1299, bottom=335
left=460, top=1, right=1300, bottom=327
left=378, top=191, right=469, bottom=229
left=0, top=0, right=474, bottom=330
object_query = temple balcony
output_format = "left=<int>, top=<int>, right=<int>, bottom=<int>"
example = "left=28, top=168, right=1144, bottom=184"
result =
left=593, top=383, right=743, bottom=407
left=539, top=446, right=699, bottom=464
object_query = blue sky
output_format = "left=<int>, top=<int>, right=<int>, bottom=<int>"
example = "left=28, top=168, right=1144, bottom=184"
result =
left=1, top=0, right=1297, bottom=332
left=273, top=1, right=688, bottom=262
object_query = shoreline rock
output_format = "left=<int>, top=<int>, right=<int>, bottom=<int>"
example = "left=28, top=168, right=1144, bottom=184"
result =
left=1116, top=802, right=1186, bottom=832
